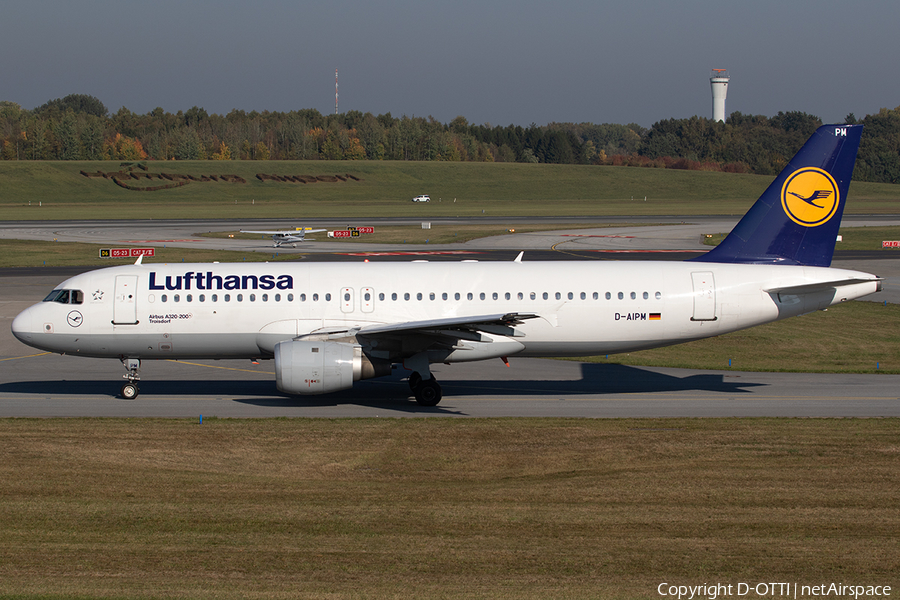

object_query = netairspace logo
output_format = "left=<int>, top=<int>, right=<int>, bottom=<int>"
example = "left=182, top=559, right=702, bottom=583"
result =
left=657, top=582, right=892, bottom=600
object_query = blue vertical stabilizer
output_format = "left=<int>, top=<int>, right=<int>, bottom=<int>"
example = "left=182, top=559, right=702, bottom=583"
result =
left=691, top=124, right=862, bottom=267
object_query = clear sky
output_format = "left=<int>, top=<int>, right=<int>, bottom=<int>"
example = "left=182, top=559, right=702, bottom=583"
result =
left=2, top=0, right=897, bottom=127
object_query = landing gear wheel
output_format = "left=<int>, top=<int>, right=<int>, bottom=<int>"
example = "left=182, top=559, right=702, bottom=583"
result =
left=408, top=372, right=422, bottom=391
left=121, top=383, right=139, bottom=400
left=414, top=378, right=442, bottom=407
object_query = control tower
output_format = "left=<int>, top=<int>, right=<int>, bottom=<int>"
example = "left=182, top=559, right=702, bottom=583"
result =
left=710, top=69, right=730, bottom=122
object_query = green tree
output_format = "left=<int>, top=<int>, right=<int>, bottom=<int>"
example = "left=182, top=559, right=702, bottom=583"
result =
left=36, top=94, right=107, bottom=118
left=55, top=112, right=81, bottom=159
left=175, top=129, right=201, bottom=160
left=254, top=141, right=270, bottom=160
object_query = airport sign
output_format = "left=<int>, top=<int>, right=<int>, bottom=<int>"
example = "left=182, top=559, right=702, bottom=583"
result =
left=99, top=248, right=156, bottom=258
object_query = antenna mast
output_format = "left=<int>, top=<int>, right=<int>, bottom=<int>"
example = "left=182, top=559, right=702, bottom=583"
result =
left=335, top=69, right=339, bottom=115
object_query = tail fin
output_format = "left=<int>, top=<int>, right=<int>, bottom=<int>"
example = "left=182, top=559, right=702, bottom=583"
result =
left=692, top=124, right=862, bottom=267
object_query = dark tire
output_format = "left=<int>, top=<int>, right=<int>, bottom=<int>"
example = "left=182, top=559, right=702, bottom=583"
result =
left=121, top=383, right=139, bottom=400
left=414, top=378, right=442, bottom=407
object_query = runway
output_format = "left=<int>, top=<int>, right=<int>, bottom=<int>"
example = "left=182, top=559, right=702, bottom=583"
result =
left=2, top=219, right=899, bottom=418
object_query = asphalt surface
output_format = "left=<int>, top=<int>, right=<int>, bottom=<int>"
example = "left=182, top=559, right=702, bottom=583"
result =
left=2, top=218, right=899, bottom=418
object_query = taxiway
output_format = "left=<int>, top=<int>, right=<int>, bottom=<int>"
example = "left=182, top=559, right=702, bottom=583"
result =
left=2, top=219, right=899, bottom=417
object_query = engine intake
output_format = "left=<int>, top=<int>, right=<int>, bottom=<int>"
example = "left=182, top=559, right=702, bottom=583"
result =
left=274, top=340, right=390, bottom=395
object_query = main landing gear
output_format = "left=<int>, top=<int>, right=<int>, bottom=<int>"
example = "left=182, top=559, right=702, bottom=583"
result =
left=404, top=352, right=442, bottom=407
left=120, top=357, right=141, bottom=399
left=407, top=371, right=442, bottom=407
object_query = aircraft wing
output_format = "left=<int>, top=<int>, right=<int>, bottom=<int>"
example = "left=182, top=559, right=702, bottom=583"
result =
left=356, top=312, right=539, bottom=337
left=240, top=229, right=327, bottom=235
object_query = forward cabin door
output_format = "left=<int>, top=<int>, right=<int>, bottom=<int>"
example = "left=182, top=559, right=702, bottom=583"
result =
left=113, top=275, right=139, bottom=325
left=690, top=271, right=717, bottom=321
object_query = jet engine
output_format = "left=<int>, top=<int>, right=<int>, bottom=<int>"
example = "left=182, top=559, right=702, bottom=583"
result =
left=274, top=340, right=390, bottom=395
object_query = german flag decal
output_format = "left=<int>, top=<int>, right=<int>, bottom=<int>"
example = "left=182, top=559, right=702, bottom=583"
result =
left=649, top=313, right=661, bottom=321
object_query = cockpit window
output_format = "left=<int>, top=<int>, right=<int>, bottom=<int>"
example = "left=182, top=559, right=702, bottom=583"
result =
left=42, top=289, right=83, bottom=304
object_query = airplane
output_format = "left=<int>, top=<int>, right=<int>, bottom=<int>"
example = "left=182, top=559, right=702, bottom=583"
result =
left=239, top=227, right=327, bottom=247
left=11, top=124, right=882, bottom=406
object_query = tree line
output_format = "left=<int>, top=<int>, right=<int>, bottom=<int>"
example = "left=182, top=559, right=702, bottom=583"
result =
left=1, top=94, right=898, bottom=183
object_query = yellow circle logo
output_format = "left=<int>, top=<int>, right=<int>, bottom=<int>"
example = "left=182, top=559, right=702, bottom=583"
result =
left=781, top=167, right=839, bottom=227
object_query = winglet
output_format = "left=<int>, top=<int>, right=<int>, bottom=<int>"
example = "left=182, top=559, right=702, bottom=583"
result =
left=691, top=124, right=863, bottom=267
left=514, top=251, right=524, bottom=263
left=134, top=254, right=144, bottom=266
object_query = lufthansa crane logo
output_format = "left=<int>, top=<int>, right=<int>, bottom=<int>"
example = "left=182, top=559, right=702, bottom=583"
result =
left=781, top=167, right=840, bottom=227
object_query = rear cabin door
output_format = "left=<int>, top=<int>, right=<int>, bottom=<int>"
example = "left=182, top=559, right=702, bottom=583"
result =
left=113, top=275, right=139, bottom=325
left=690, top=271, right=717, bottom=321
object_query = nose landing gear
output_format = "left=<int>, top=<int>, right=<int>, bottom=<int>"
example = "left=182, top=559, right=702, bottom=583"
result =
left=120, top=357, right=141, bottom=399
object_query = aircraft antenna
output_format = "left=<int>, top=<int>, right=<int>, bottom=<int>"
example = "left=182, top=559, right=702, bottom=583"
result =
left=710, top=68, right=730, bottom=122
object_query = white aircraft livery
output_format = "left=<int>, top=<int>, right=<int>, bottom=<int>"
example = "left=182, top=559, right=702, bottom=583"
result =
left=12, top=125, right=882, bottom=405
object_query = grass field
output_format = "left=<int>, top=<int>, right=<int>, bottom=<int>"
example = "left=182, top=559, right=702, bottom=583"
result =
left=0, top=417, right=896, bottom=600
left=578, top=300, right=900, bottom=373
left=2, top=160, right=899, bottom=220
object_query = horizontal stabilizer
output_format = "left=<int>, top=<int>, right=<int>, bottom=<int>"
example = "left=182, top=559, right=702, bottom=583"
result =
left=764, top=277, right=883, bottom=295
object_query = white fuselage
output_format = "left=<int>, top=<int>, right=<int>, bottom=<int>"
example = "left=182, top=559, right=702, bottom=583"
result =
left=11, top=260, right=881, bottom=362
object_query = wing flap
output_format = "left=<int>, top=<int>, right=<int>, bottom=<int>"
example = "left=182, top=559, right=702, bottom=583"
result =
left=357, top=312, right=539, bottom=337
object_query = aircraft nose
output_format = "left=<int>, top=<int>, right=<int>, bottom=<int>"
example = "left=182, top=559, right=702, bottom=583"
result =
left=11, top=306, right=36, bottom=344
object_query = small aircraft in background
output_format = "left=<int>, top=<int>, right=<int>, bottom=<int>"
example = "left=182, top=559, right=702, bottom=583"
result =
left=239, top=228, right=327, bottom=247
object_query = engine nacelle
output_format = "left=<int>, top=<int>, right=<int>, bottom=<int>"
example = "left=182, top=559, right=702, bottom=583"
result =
left=274, top=340, right=390, bottom=395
